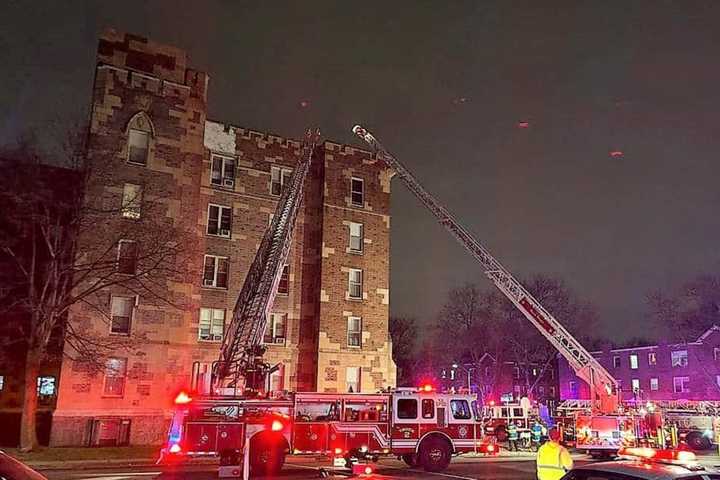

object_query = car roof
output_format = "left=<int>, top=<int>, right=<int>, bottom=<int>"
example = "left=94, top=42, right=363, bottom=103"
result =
left=572, top=459, right=718, bottom=480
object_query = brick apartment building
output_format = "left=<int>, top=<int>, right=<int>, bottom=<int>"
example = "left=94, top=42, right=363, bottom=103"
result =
left=438, top=354, right=560, bottom=406
left=48, top=30, right=396, bottom=446
left=558, top=326, right=720, bottom=402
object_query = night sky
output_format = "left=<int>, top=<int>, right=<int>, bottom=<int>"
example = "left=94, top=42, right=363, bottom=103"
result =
left=3, top=1, right=720, bottom=341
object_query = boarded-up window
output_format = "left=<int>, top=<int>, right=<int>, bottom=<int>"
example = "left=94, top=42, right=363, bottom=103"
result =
left=110, top=296, right=135, bottom=334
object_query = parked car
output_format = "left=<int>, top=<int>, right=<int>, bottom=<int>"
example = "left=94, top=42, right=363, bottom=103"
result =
left=0, top=450, right=47, bottom=480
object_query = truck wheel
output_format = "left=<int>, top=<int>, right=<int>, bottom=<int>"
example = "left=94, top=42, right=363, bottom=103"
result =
left=686, top=431, right=712, bottom=451
left=495, top=426, right=508, bottom=442
left=250, top=436, right=286, bottom=475
left=419, top=437, right=452, bottom=472
left=401, top=453, right=418, bottom=467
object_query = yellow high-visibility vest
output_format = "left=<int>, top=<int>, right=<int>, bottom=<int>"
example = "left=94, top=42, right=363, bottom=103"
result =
left=536, top=441, right=573, bottom=480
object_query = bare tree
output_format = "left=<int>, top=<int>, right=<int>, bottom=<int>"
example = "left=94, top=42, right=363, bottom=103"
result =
left=0, top=134, right=194, bottom=450
left=389, top=316, right=419, bottom=385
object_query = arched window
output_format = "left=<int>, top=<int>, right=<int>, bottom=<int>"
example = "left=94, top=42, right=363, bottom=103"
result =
left=126, top=112, right=154, bottom=166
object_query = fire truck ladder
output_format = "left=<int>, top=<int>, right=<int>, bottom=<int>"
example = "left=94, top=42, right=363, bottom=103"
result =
left=352, top=125, right=619, bottom=414
left=213, top=129, right=320, bottom=393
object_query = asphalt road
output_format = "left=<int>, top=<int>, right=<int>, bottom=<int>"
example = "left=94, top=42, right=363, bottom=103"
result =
left=39, top=456, right=578, bottom=480
left=38, top=453, right=720, bottom=480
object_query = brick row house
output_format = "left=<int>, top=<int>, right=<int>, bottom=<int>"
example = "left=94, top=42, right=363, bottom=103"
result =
left=558, top=326, right=720, bottom=402
left=46, top=30, right=395, bottom=446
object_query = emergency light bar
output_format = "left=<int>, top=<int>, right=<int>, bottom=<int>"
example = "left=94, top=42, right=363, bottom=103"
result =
left=618, top=447, right=697, bottom=464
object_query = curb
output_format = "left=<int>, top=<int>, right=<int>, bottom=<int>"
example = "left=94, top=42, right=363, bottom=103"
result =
left=29, top=459, right=160, bottom=471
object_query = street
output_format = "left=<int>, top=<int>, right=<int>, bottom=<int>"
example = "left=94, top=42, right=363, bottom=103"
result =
left=39, top=455, right=588, bottom=480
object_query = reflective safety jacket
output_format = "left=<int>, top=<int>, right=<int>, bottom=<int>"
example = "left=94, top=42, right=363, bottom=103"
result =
left=507, top=423, right=519, bottom=440
left=536, top=441, right=573, bottom=480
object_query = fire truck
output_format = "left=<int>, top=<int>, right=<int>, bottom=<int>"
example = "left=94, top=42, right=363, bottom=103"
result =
left=163, top=387, right=495, bottom=474
left=481, top=398, right=538, bottom=441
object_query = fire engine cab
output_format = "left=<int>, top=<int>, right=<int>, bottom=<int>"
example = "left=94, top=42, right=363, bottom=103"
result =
left=162, top=387, right=495, bottom=475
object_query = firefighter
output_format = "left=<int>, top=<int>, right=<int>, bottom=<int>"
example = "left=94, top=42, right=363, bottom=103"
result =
left=536, top=428, right=573, bottom=480
left=507, top=421, right=519, bottom=451
left=531, top=421, right=544, bottom=446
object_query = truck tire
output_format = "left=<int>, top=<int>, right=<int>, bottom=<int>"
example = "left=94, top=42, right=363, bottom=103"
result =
left=418, top=436, right=452, bottom=472
left=250, top=435, right=286, bottom=475
left=495, top=426, right=508, bottom=442
left=686, top=431, right=712, bottom=451
left=401, top=453, right=418, bottom=467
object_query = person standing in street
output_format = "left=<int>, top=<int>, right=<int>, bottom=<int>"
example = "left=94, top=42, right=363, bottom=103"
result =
left=536, top=428, right=573, bottom=480
left=507, top=421, right=519, bottom=451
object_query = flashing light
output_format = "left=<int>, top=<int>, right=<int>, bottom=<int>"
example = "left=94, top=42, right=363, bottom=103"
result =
left=271, top=420, right=284, bottom=432
left=610, top=150, right=624, bottom=158
left=334, top=447, right=343, bottom=455
left=360, top=445, right=368, bottom=453
left=489, top=400, right=496, bottom=406
left=421, top=384, right=433, bottom=392
left=174, top=392, right=192, bottom=405
left=486, top=444, right=495, bottom=453
left=619, top=447, right=697, bottom=463
left=517, top=121, right=529, bottom=128
left=169, top=443, right=182, bottom=454
left=364, top=466, right=373, bottom=475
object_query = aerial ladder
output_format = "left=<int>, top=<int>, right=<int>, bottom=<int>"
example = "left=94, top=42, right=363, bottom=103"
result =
left=351, top=125, right=620, bottom=414
left=211, top=129, right=320, bottom=395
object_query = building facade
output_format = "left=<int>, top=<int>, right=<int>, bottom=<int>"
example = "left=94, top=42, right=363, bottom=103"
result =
left=49, top=30, right=395, bottom=446
left=558, top=326, right=720, bottom=402
left=438, top=355, right=560, bottom=406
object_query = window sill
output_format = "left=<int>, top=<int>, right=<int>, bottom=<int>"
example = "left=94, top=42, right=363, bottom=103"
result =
left=210, top=183, right=236, bottom=191
left=347, top=345, right=362, bottom=349
left=263, top=340, right=287, bottom=346
left=348, top=249, right=364, bottom=255
left=206, top=233, right=232, bottom=239
left=201, top=285, right=229, bottom=291
left=101, top=394, right=125, bottom=399
left=126, top=160, right=147, bottom=167
left=276, top=293, right=289, bottom=297
left=198, top=338, right=222, bottom=343
left=109, top=332, right=131, bottom=337
left=346, top=297, right=363, bottom=302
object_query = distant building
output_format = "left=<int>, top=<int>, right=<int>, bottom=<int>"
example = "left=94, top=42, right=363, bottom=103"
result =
left=42, top=29, right=395, bottom=447
left=558, top=326, right=720, bottom=402
left=438, top=354, right=559, bottom=406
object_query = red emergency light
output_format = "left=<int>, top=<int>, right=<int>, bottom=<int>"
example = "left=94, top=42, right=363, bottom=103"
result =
left=271, top=420, right=284, bottom=432
left=174, top=392, right=192, bottom=405
left=169, top=443, right=182, bottom=454
left=618, top=447, right=696, bottom=463
left=418, top=383, right=434, bottom=392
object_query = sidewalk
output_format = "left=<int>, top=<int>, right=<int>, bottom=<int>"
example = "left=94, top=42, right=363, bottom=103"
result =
left=3, top=446, right=162, bottom=471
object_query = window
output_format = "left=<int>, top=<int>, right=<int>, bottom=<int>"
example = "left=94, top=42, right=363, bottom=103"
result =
left=121, top=183, right=142, bottom=219
left=648, top=352, right=657, bottom=366
left=629, top=354, right=638, bottom=370
left=37, top=376, right=56, bottom=396
left=347, top=317, right=362, bottom=347
left=207, top=204, right=232, bottom=237
left=671, top=350, right=688, bottom=367
left=350, top=177, right=364, bottom=206
left=450, top=399, right=472, bottom=420
left=117, top=240, right=138, bottom=274
left=531, top=368, right=538, bottom=377
left=295, top=401, right=340, bottom=422
left=128, top=129, right=149, bottom=165
left=0, top=375, right=3, bottom=391
left=612, top=356, right=620, bottom=368
left=450, top=369, right=456, bottom=380
left=110, top=296, right=135, bottom=334
left=715, top=348, right=720, bottom=361
left=264, top=313, right=287, bottom=344
left=277, top=266, right=289, bottom=295
left=673, top=376, right=690, bottom=393
left=421, top=399, right=435, bottom=419
left=538, top=386, right=545, bottom=396
left=199, top=308, right=225, bottom=341
left=513, top=366, right=521, bottom=379
left=203, top=255, right=229, bottom=288
left=631, top=379, right=640, bottom=393
left=569, top=381, right=578, bottom=396
left=269, top=367, right=284, bottom=392
left=650, top=377, right=659, bottom=391
left=397, top=399, right=417, bottom=419
left=348, top=268, right=362, bottom=299
left=210, top=155, right=236, bottom=188
left=104, top=358, right=127, bottom=397
left=485, top=366, right=491, bottom=377
left=346, top=366, right=360, bottom=393
left=716, top=375, right=720, bottom=389
left=271, top=166, right=292, bottom=196
left=549, top=386, right=556, bottom=397
left=349, top=222, right=363, bottom=253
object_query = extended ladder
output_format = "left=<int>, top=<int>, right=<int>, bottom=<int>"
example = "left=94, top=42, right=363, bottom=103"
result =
left=213, top=129, right=320, bottom=392
left=352, top=125, right=619, bottom=413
